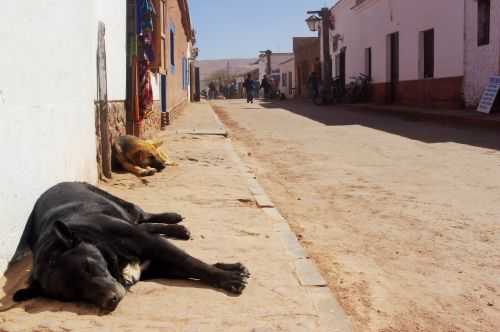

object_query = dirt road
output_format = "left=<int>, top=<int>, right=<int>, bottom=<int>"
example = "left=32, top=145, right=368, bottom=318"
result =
left=212, top=99, right=500, bottom=332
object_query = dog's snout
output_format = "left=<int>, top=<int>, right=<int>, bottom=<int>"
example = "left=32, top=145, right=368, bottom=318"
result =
left=153, top=160, right=166, bottom=171
left=102, top=293, right=121, bottom=311
left=108, top=295, right=118, bottom=306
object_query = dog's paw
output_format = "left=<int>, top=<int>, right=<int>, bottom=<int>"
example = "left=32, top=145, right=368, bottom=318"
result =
left=213, top=262, right=250, bottom=295
left=214, top=262, right=250, bottom=277
left=163, top=212, right=184, bottom=224
left=140, top=168, right=156, bottom=177
left=167, top=225, right=191, bottom=240
left=216, top=270, right=249, bottom=295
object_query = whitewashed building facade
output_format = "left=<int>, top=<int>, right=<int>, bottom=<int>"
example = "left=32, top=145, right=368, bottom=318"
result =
left=0, top=0, right=196, bottom=273
left=329, top=0, right=499, bottom=109
left=0, top=0, right=128, bottom=272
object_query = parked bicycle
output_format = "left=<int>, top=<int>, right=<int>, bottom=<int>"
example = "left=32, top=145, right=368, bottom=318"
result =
left=312, top=76, right=345, bottom=106
left=345, top=73, right=371, bottom=103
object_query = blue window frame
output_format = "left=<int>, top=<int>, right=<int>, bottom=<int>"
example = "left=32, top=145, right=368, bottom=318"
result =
left=186, top=58, right=190, bottom=88
left=182, top=57, right=189, bottom=90
left=182, top=57, right=186, bottom=89
left=169, top=23, right=176, bottom=73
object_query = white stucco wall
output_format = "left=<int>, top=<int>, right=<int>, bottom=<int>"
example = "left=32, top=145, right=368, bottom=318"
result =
left=279, top=59, right=296, bottom=98
left=257, top=53, right=294, bottom=82
left=95, top=0, right=127, bottom=101
left=0, top=0, right=127, bottom=273
left=331, top=0, right=465, bottom=84
left=464, top=0, right=500, bottom=107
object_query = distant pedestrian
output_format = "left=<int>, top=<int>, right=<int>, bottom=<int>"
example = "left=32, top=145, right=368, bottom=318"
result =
left=308, top=72, right=320, bottom=100
left=208, top=81, right=216, bottom=99
left=243, top=74, right=255, bottom=103
left=260, top=75, right=271, bottom=99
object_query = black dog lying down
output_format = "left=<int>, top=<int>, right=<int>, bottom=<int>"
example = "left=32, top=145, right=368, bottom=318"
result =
left=12, top=182, right=249, bottom=312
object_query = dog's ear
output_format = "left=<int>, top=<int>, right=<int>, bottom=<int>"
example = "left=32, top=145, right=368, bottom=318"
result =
left=13, top=280, right=42, bottom=302
left=54, top=221, right=80, bottom=249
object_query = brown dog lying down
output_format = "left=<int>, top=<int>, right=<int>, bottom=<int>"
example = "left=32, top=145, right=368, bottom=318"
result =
left=112, top=135, right=176, bottom=177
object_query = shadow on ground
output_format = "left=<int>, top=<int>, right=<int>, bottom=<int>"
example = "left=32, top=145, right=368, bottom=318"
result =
left=255, top=99, right=500, bottom=151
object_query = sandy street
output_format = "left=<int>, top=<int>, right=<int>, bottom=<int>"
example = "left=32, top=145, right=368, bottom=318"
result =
left=212, top=99, right=500, bottom=332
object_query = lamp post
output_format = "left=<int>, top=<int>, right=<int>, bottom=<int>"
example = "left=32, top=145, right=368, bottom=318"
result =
left=306, top=8, right=333, bottom=92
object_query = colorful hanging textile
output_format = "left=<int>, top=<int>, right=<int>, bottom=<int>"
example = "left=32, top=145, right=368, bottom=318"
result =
left=136, top=0, right=156, bottom=120
left=139, top=59, right=153, bottom=118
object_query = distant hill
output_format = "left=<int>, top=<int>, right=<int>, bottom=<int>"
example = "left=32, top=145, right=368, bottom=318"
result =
left=198, top=58, right=258, bottom=82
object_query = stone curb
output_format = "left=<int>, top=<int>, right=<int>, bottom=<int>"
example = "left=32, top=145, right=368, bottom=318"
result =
left=176, top=128, right=228, bottom=137
left=209, top=103, right=353, bottom=332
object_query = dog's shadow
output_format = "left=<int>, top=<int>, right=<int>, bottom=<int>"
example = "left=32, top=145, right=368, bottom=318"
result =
left=0, top=256, right=233, bottom=317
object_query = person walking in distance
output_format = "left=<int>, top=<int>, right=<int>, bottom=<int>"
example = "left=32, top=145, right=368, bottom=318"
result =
left=243, top=74, right=255, bottom=103
left=308, top=71, right=320, bottom=101
left=260, top=75, right=271, bottom=99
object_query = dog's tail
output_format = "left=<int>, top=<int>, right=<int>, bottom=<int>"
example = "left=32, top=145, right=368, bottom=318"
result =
left=9, top=207, right=35, bottom=265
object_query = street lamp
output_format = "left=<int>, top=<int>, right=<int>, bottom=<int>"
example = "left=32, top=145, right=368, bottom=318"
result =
left=305, top=15, right=321, bottom=32
left=306, top=8, right=333, bottom=94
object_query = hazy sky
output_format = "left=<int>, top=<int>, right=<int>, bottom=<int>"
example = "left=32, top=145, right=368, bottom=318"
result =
left=189, top=0, right=339, bottom=60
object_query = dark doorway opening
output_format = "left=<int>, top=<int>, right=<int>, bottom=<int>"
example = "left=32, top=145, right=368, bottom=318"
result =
left=478, top=0, right=491, bottom=46
left=423, top=29, right=435, bottom=79
left=388, top=32, right=399, bottom=103
left=338, top=48, right=346, bottom=91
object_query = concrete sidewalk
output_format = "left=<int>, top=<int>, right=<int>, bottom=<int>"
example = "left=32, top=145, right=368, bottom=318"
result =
left=0, top=102, right=351, bottom=332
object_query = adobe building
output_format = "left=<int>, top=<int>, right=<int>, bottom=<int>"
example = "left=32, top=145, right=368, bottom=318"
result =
left=255, top=52, right=294, bottom=86
left=278, top=57, right=296, bottom=99
left=329, top=0, right=499, bottom=109
left=293, top=37, right=321, bottom=98
left=464, top=0, right=500, bottom=108
left=128, top=0, right=196, bottom=136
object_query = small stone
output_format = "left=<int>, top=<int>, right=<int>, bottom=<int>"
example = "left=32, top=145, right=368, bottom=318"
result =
left=488, top=302, right=494, bottom=307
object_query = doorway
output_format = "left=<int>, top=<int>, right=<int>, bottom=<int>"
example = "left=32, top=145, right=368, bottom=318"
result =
left=336, top=47, right=346, bottom=92
left=160, top=74, right=168, bottom=128
left=388, top=32, right=399, bottom=103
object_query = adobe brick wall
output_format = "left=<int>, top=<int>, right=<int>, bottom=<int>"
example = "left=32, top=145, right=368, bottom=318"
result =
left=293, top=37, right=320, bottom=98
left=143, top=101, right=161, bottom=139
left=167, top=0, right=190, bottom=113
left=371, top=76, right=464, bottom=109
left=95, top=101, right=127, bottom=179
